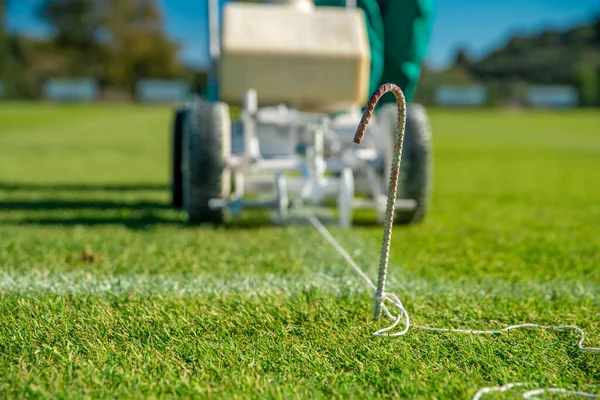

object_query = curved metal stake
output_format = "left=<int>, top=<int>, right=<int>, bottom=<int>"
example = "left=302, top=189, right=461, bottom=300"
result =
left=353, top=83, right=407, bottom=319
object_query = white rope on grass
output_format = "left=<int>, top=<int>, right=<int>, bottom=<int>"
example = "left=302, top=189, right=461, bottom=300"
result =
left=522, top=388, right=599, bottom=399
left=307, top=213, right=599, bottom=399
left=307, top=213, right=600, bottom=350
left=472, top=383, right=599, bottom=399
left=307, top=214, right=410, bottom=336
left=523, top=388, right=600, bottom=399
left=304, top=83, right=599, bottom=400
left=472, top=383, right=526, bottom=400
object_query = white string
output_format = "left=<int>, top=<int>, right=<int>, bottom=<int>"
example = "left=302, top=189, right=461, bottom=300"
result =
left=472, top=383, right=599, bottom=399
left=523, top=388, right=599, bottom=399
left=472, top=383, right=526, bottom=400
left=307, top=215, right=410, bottom=336
left=306, top=215, right=376, bottom=291
left=307, top=214, right=600, bottom=348
left=305, top=213, right=599, bottom=397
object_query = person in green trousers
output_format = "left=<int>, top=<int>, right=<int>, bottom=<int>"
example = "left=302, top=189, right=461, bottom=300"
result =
left=315, top=0, right=436, bottom=106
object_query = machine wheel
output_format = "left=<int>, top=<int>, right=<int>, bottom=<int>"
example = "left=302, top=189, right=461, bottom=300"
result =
left=181, top=99, right=232, bottom=225
left=170, top=106, right=187, bottom=209
left=377, top=102, right=432, bottom=225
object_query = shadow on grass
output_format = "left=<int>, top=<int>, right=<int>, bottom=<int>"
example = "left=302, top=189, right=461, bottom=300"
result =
left=8, top=214, right=283, bottom=231
left=0, top=180, right=414, bottom=231
left=219, top=213, right=411, bottom=231
left=0, top=199, right=173, bottom=211
left=0, top=181, right=179, bottom=230
left=0, top=182, right=168, bottom=192
left=5, top=212, right=410, bottom=231
left=11, top=214, right=182, bottom=230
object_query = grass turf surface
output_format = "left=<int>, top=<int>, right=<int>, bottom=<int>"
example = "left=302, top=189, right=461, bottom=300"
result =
left=0, top=103, right=598, bottom=398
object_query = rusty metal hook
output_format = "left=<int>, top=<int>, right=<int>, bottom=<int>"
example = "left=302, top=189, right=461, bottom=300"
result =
left=353, top=83, right=407, bottom=319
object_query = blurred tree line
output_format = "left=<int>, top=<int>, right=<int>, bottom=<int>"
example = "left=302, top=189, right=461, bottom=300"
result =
left=0, top=0, right=208, bottom=100
left=1, top=0, right=599, bottom=106
left=416, top=15, right=600, bottom=107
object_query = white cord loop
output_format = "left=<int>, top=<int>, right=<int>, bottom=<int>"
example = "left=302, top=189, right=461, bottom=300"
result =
left=472, top=383, right=599, bottom=399
left=306, top=83, right=598, bottom=397
left=307, top=212, right=598, bottom=397
left=306, top=212, right=599, bottom=351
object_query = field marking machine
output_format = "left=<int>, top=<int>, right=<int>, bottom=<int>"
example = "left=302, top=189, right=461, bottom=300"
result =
left=169, top=0, right=432, bottom=227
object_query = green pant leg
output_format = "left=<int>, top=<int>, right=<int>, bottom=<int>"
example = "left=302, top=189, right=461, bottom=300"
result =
left=376, top=0, right=436, bottom=104
left=356, top=0, right=386, bottom=102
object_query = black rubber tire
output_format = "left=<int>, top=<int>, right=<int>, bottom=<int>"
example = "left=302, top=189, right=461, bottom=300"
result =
left=181, top=99, right=231, bottom=225
left=377, top=102, right=433, bottom=225
left=170, top=107, right=187, bottom=209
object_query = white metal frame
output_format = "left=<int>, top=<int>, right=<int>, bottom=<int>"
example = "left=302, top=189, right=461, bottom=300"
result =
left=200, top=0, right=416, bottom=227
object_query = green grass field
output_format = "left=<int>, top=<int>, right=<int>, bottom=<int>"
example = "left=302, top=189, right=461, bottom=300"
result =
left=0, top=102, right=599, bottom=398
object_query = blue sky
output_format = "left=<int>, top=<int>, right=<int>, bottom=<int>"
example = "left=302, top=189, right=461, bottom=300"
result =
left=6, top=0, right=600, bottom=70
